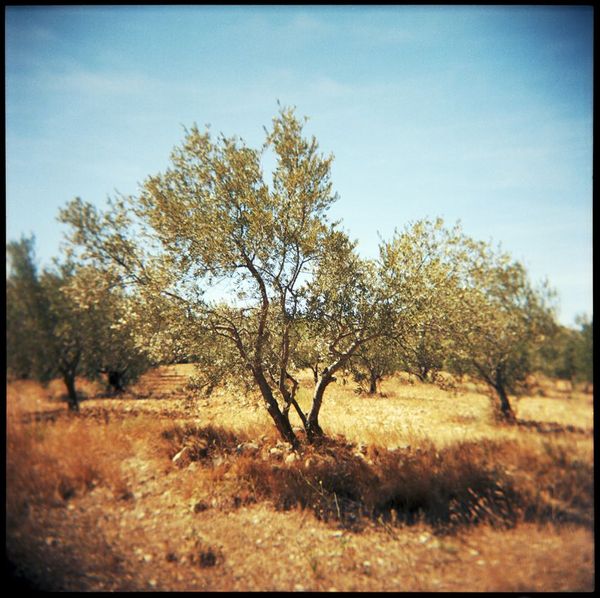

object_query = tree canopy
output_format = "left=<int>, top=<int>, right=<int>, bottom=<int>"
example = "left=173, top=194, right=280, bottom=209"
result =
left=59, top=107, right=366, bottom=444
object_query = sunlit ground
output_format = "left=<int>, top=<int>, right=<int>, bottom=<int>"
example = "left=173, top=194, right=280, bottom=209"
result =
left=6, top=368, right=594, bottom=591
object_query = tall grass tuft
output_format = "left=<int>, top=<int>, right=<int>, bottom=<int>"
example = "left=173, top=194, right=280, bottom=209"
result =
left=6, top=414, right=133, bottom=519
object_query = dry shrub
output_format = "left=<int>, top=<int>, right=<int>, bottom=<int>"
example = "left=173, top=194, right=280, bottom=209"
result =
left=6, top=380, right=54, bottom=416
left=224, top=438, right=512, bottom=530
left=231, top=443, right=378, bottom=527
left=208, top=434, right=593, bottom=533
left=369, top=440, right=519, bottom=529
left=160, top=422, right=249, bottom=460
left=6, top=415, right=133, bottom=518
left=502, top=439, right=594, bottom=526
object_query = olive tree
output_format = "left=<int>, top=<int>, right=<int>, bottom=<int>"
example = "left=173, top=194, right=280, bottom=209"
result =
left=7, top=239, right=95, bottom=410
left=347, top=336, right=402, bottom=395
left=6, top=237, right=56, bottom=382
left=62, top=265, right=152, bottom=394
left=379, top=219, right=469, bottom=383
left=379, top=218, right=557, bottom=420
left=59, top=107, right=356, bottom=446
left=533, top=315, right=593, bottom=387
left=7, top=237, right=150, bottom=409
left=573, top=315, right=593, bottom=386
left=299, top=230, right=394, bottom=435
left=447, top=236, right=557, bottom=420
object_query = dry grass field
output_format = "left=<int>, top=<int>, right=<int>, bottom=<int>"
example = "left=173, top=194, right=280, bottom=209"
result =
left=5, top=367, right=595, bottom=591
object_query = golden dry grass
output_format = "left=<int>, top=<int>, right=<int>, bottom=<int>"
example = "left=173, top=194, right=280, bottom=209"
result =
left=7, top=409, right=133, bottom=517
left=5, top=368, right=595, bottom=591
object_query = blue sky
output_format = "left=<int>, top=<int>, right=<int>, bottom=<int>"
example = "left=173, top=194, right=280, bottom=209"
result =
left=5, top=5, right=593, bottom=327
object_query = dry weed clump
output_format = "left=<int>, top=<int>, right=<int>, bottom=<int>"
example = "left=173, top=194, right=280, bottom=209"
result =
left=160, top=423, right=250, bottom=461
left=231, top=442, right=379, bottom=526
left=6, top=415, right=133, bottom=518
left=171, top=428, right=593, bottom=534
left=502, top=439, right=594, bottom=526
left=367, top=439, right=519, bottom=529
left=205, top=436, right=518, bottom=531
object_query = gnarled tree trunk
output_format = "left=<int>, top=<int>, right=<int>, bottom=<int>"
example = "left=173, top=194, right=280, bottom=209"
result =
left=306, top=369, right=336, bottom=441
left=253, top=368, right=299, bottom=448
left=493, top=367, right=516, bottom=422
left=63, top=372, right=80, bottom=412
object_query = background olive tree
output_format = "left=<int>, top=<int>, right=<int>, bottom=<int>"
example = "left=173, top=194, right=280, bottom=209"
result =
left=61, top=265, right=152, bottom=394
left=7, top=238, right=94, bottom=410
left=379, top=219, right=558, bottom=421
left=446, top=236, right=557, bottom=420
left=298, top=230, right=395, bottom=436
left=532, top=315, right=593, bottom=388
left=378, top=219, right=469, bottom=383
left=6, top=237, right=56, bottom=383
left=347, top=337, right=402, bottom=395
left=6, top=237, right=150, bottom=409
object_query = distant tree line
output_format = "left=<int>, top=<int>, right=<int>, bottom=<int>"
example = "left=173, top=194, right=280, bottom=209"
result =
left=6, top=107, right=592, bottom=439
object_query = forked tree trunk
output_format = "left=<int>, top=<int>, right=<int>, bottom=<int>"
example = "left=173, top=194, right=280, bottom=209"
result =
left=253, top=369, right=299, bottom=448
left=306, top=342, right=364, bottom=441
left=306, top=371, right=335, bottom=441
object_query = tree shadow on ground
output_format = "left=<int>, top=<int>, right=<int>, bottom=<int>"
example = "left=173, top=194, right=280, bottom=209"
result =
left=515, top=418, right=590, bottom=435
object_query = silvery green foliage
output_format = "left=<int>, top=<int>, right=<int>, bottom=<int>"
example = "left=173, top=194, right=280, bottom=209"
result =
left=59, top=107, right=350, bottom=444
left=7, top=237, right=149, bottom=406
left=379, top=218, right=557, bottom=418
left=6, top=236, right=55, bottom=381
left=7, top=237, right=91, bottom=390
left=378, top=219, right=468, bottom=382
left=441, top=228, right=557, bottom=418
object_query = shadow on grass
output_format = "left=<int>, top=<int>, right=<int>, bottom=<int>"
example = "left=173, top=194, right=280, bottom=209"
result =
left=515, top=419, right=590, bottom=435
left=162, top=424, right=594, bottom=534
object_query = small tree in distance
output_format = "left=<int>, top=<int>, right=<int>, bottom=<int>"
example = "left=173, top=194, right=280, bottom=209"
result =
left=348, top=337, right=401, bottom=395
left=447, top=237, right=557, bottom=421
left=7, top=237, right=92, bottom=410
left=379, top=219, right=469, bottom=385
left=573, top=315, right=593, bottom=387
left=533, top=315, right=593, bottom=388
left=61, top=265, right=152, bottom=394
left=6, top=236, right=53, bottom=382
left=380, top=219, right=558, bottom=421
left=6, top=237, right=151, bottom=410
